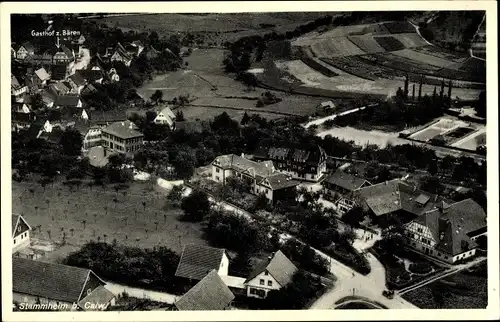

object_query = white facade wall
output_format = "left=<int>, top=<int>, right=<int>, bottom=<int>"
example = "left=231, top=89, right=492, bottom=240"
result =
left=245, top=271, right=281, bottom=298
left=12, top=231, right=30, bottom=252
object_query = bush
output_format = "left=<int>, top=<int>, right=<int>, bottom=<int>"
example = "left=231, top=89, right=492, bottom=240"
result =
left=409, top=262, right=433, bottom=275
left=325, top=244, right=371, bottom=275
left=399, top=271, right=411, bottom=282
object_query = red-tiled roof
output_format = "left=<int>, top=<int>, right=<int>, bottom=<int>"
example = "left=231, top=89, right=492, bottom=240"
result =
left=175, top=244, right=226, bottom=281
left=175, top=270, right=234, bottom=311
left=12, top=258, right=100, bottom=303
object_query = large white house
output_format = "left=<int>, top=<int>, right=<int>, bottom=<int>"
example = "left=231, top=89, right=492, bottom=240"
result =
left=404, top=198, right=487, bottom=264
left=211, top=154, right=299, bottom=204
left=153, top=106, right=176, bottom=129
left=244, top=251, right=298, bottom=298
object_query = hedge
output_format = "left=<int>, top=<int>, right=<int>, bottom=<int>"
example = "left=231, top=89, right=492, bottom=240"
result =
left=409, top=262, right=433, bottom=275
left=324, top=244, right=371, bottom=275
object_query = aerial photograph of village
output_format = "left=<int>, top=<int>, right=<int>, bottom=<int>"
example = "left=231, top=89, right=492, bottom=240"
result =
left=9, top=10, right=488, bottom=312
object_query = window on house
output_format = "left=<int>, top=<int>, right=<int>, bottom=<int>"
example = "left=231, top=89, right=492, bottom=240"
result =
left=268, top=281, right=272, bottom=287
left=260, top=279, right=264, bottom=285
left=264, top=271, right=268, bottom=276
left=445, top=256, right=449, bottom=260
left=438, top=253, right=441, bottom=257
left=14, top=239, right=16, bottom=244
left=216, top=168, right=220, bottom=173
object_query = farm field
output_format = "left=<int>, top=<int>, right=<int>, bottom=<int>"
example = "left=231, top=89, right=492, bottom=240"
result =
left=402, top=264, right=487, bottom=309
left=12, top=180, right=208, bottom=262
left=275, top=59, right=482, bottom=100
left=347, top=35, right=386, bottom=53
left=392, top=49, right=457, bottom=68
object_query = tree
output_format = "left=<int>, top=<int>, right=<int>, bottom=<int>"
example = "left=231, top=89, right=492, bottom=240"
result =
left=241, top=112, right=251, bottom=125
left=30, top=93, right=45, bottom=110
left=59, top=128, right=83, bottom=156
left=181, top=190, right=211, bottom=222
left=151, top=90, right=163, bottom=105
left=341, top=206, right=366, bottom=228
left=474, top=91, right=486, bottom=118
left=419, top=175, right=445, bottom=195
left=175, top=110, right=185, bottom=122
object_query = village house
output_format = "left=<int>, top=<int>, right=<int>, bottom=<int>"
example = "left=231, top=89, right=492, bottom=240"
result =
left=13, top=258, right=116, bottom=311
left=352, top=179, right=451, bottom=227
left=68, top=72, right=87, bottom=94
left=12, top=103, right=34, bottom=130
left=101, top=120, right=144, bottom=155
left=79, top=69, right=105, bottom=84
left=15, top=42, right=35, bottom=60
left=153, top=106, right=176, bottom=129
left=108, top=68, right=120, bottom=83
left=41, top=89, right=57, bottom=108
left=55, top=95, right=83, bottom=109
left=11, top=44, right=17, bottom=59
left=72, top=119, right=103, bottom=151
left=211, top=154, right=300, bottom=204
left=34, top=68, right=51, bottom=86
left=244, top=250, right=298, bottom=299
left=323, top=170, right=371, bottom=214
left=174, top=270, right=235, bottom=311
left=50, top=65, right=68, bottom=81
left=11, top=75, right=29, bottom=97
left=53, top=44, right=75, bottom=64
left=404, top=198, right=487, bottom=264
left=253, top=145, right=327, bottom=182
left=110, top=43, right=133, bottom=66
left=175, top=244, right=230, bottom=281
left=32, top=48, right=56, bottom=66
left=12, top=214, right=31, bottom=252
left=49, top=82, right=71, bottom=96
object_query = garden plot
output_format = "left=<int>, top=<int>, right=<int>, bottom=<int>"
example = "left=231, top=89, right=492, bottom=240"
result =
left=348, top=35, right=386, bottom=54
left=413, top=46, right=468, bottom=64
left=392, top=49, right=456, bottom=68
left=409, top=118, right=473, bottom=142
left=382, top=21, right=416, bottom=34
left=391, top=33, right=429, bottom=48
left=374, top=36, right=406, bottom=51
left=451, top=130, right=486, bottom=151
left=310, top=37, right=365, bottom=57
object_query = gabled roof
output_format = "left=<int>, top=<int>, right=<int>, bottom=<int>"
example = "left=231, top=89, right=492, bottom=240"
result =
left=256, top=145, right=326, bottom=166
left=51, top=82, right=71, bottom=95
left=60, top=44, right=74, bottom=58
left=12, top=214, right=31, bottom=236
left=324, top=170, right=370, bottom=192
left=56, top=95, right=81, bottom=107
left=213, top=154, right=275, bottom=180
left=77, top=285, right=115, bottom=310
left=20, top=41, right=35, bottom=53
left=12, top=257, right=103, bottom=303
left=413, top=198, right=487, bottom=256
left=159, top=106, right=176, bottom=119
left=51, top=65, right=67, bottom=81
left=35, top=68, right=50, bottom=82
left=262, top=173, right=300, bottom=191
left=175, top=244, right=227, bottom=281
left=79, top=69, right=104, bottom=82
left=245, top=250, right=298, bottom=287
left=101, top=120, right=143, bottom=139
left=11, top=74, right=21, bottom=88
left=69, top=72, right=86, bottom=86
left=175, top=270, right=234, bottom=311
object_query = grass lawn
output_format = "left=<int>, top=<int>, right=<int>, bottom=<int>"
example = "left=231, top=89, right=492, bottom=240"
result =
left=12, top=179, right=207, bottom=262
left=401, top=263, right=487, bottom=309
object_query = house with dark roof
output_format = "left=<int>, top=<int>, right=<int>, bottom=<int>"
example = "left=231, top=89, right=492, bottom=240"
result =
left=110, top=43, right=133, bottom=66
left=12, top=214, right=31, bottom=252
left=51, top=64, right=68, bottom=81
left=12, top=258, right=116, bottom=311
left=79, top=69, right=105, bottom=84
left=174, top=270, right=234, bottom=311
left=253, top=145, right=327, bottom=182
left=211, top=154, right=299, bottom=204
left=404, top=198, right=487, bottom=264
left=68, top=72, right=87, bottom=94
left=12, top=103, right=34, bottom=130
left=16, top=42, right=35, bottom=60
left=101, top=120, right=143, bottom=155
left=55, top=95, right=83, bottom=109
left=11, top=74, right=29, bottom=97
left=352, top=179, right=450, bottom=227
left=41, top=89, right=57, bottom=108
left=323, top=170, right=372, bottom=214
left=244, top=250, right=298, bottom=299
left=175, top=244, right=229, bottom=281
